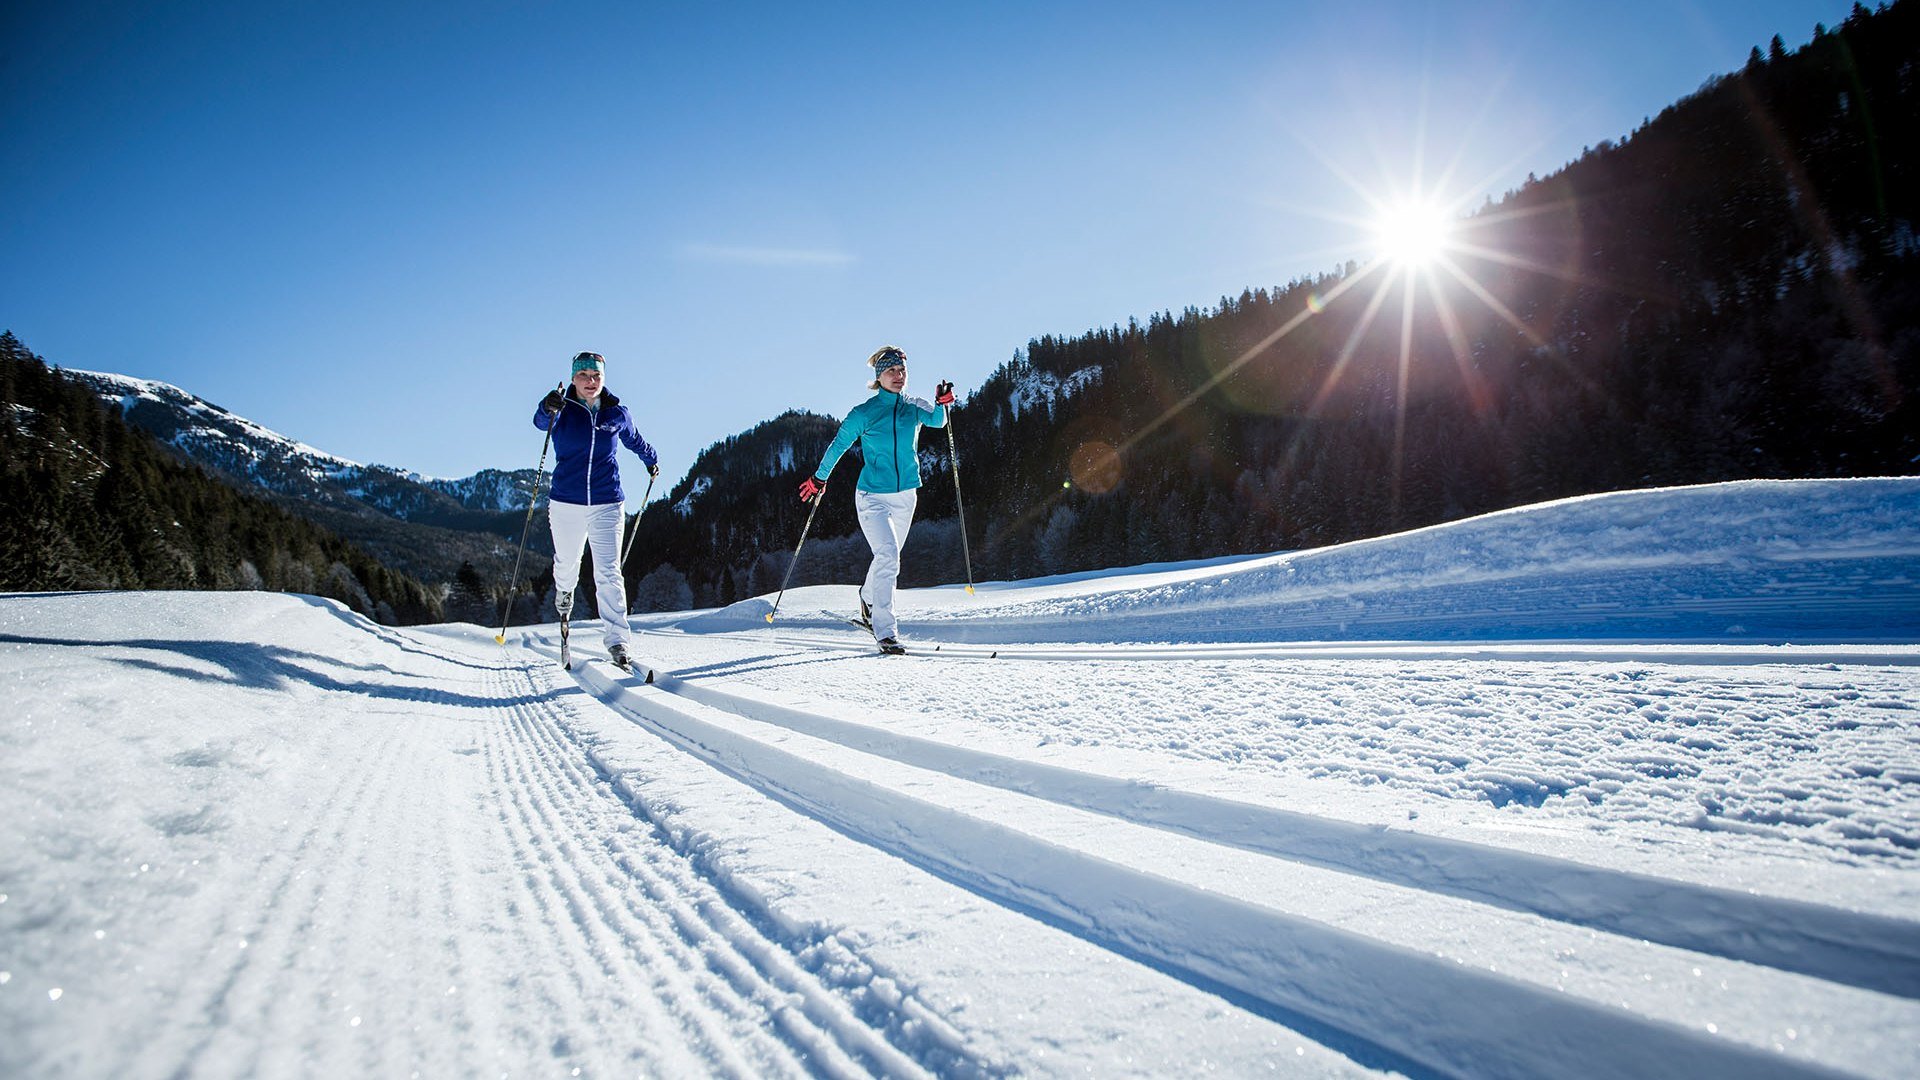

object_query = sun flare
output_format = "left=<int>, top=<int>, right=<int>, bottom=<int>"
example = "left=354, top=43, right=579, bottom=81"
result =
left=1373, top=199, right=1455, bottom=268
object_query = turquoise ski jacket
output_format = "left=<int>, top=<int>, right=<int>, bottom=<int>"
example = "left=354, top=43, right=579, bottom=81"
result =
left=812, top=389, right=948, bottom=493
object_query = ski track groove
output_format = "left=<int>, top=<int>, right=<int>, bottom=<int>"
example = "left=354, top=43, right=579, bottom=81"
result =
left=493, top=687, right=802, bottom=1078
left=485, top=674, right=637, bottom=1069
left=612, top=642, right=1920, bottom=999
left=499, top=690, right=820, bottom=1074
left=543, top=636, right=1898, bottom=1080
left=484, top=674, right=733, bottom=1077
left=499, top=659, right=936, bottom=1079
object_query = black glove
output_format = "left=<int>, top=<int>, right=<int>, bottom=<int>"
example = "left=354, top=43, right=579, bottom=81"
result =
left=648, top=462, right=660, bottom=479
left=934, top=380, right=955, bottom=406
left=540, top=389, right=565, bottom=416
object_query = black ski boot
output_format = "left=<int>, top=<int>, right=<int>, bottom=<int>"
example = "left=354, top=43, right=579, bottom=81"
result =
left=877, top=637, right=906, bottom=656
left=609, top=642, right=634, bottom=672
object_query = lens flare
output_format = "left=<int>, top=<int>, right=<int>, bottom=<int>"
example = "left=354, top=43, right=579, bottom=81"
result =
left=1373, top=199, right=1454, bottom=267
left=1068, top=440, right=1123, bottom=495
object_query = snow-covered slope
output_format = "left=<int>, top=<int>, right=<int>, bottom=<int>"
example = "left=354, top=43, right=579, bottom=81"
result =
left=689, top=476, right=1920, bottom=644
left=4, top=477, right=1917, bottom=1078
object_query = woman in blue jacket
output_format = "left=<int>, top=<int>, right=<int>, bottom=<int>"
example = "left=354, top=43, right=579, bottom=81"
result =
left=799, top=345, right=954, bottom=654
left=535, top=351, right=658, bottom=667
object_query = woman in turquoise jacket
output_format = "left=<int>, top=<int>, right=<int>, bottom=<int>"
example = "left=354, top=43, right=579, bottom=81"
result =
left=798, top=345, right=954, bottom=654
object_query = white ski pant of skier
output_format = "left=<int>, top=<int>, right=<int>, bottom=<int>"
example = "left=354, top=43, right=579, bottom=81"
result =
left=548, top=499, right=631, bottom=651
left=856, top=489, right=916, bottom=642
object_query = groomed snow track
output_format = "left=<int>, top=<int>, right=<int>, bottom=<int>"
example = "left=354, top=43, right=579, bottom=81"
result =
left=521, top=630, right=1920, bottom=1080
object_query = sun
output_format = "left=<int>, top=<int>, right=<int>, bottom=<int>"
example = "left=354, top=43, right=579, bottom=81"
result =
left=1372, top=198, right=1455, bottom=268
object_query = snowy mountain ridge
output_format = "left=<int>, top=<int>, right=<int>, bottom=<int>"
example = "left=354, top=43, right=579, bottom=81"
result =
left=68, top=369, right=544, bottom=518
left=1005, top=361, right=1102, bottom=421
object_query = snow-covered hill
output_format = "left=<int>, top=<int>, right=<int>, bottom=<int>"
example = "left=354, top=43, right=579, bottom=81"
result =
left=4, top=478, right=1917, bottom=1077
left=67, top=369, right=544, bottom=519
left=696, top=476, right=1920, bottom=644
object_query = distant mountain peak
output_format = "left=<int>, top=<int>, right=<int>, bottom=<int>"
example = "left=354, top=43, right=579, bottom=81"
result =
left=65, top=368, right=543, bottom=518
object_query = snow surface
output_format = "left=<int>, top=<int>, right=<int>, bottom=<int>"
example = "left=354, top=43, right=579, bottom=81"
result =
left=4, top=477, right=1918, bottom=1078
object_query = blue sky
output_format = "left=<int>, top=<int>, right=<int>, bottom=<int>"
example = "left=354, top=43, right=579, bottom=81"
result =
left=2, top=1, right=1860, bottom=487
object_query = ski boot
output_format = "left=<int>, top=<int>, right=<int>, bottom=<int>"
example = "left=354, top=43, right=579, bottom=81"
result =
left=877, top=637, right=906, bottom=656
left=609, top=642, right=634, bottom=672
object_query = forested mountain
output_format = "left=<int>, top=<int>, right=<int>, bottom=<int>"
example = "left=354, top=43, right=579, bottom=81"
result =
left=621, top=1, right=1919, bottom=610
left=0, top=333, right=442, bottom=623
left=64, top=370, right=547, bottom=588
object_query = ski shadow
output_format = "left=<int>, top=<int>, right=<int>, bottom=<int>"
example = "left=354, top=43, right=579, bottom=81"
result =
left=2, top=634, right=548, bottom=712
left=665, top=652, right=869, bottom=682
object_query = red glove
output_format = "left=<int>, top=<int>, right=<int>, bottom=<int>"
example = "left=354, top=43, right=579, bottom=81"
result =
left=798, top=476, right=826, bottom=502
left=934, top=380, right=955, bottom=406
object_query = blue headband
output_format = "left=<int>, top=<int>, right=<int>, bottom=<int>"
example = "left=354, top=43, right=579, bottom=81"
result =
left=571, top=352, right=605, bottom=376
left=872, top=352, right=905, bottom=374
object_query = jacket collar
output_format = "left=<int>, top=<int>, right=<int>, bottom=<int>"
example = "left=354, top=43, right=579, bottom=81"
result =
left=567, top=386, right=621, bottom=408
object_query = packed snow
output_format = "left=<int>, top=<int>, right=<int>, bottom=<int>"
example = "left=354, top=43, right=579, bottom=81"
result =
left=4, top=478, right=1918, bottom=1078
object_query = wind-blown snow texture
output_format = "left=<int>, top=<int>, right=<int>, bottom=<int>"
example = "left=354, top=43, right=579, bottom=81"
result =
left=4, top=478, right=1917, bottom=1078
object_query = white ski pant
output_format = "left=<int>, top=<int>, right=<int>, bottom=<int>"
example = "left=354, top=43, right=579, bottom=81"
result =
left=548, top=499, right=631, bottom=650
left=856, top=489, right=917, bottom=642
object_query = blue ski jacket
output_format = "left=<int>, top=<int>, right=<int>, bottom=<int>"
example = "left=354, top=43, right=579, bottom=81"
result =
left=812, top=388, right=947, bottom=494
left=533, top=387, right=658, bottom=506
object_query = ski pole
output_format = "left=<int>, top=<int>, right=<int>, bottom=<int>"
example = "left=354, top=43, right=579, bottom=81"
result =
left=617, top=472, right=656, bottom=574
left=946, top=410, right=976, bottom=595
left=495, top=381, right=564, bottom=644
left=765, top=488, right=824, bottom=623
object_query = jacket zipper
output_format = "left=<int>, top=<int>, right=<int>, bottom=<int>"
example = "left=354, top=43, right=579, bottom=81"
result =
left=586, top=402, right=597, bottom=506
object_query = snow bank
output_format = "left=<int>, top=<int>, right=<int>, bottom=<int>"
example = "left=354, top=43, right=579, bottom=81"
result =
left=700, top=478, right=1920, bottom=643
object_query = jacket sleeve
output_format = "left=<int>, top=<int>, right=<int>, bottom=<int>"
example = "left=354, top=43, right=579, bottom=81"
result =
left=533, top=400, right=556, bottom=431
left=617, top=410, right=657, bottom=470
left=813, top=405, right=866, bottom=482
left=903, top=395, right=948, bottom=429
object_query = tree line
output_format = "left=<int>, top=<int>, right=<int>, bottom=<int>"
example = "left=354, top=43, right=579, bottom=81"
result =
left=0, top=332, right=443, bottom=623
